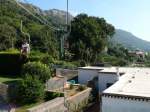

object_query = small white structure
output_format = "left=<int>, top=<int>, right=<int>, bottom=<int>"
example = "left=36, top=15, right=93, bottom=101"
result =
left=98, top=68, right=124, bottom=92
left=78, top=66, right=103, bottom=85
left=78, top=66, right=124, bottom=93
left=78, top=67, right=150, bottom=112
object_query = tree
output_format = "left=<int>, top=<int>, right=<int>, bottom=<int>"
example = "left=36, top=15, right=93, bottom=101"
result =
left=68, top=14, right=115, bottom=62
left=0, top=24, right=16, bottom=50
left=28, top=24, right=59, bottom=58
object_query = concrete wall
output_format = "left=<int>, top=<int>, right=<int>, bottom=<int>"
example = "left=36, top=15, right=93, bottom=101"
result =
left=27, top=88, right=92, bottom=112
left=66, top=88, right=92, bottom=112
left=56, top=68, right=78, bottom=80
left=78, top=69, right=99, bottom=85
left=98, top=73, right=119, bottom=92
left=27, top=97, right=67, bottom=112
left=46, top=77, right=66, bottom=91
left=102, top=96, right=150, bottom=112
left=0, top=83, right=8, bottom=101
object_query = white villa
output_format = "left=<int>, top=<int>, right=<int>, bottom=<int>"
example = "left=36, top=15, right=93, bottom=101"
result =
left=78, top=66, right=150, bottom=112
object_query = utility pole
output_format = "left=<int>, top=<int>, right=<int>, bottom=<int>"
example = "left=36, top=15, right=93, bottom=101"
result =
left=66, top=0, right=69, bottom=28
left=60, top=0, right=69, bottom=59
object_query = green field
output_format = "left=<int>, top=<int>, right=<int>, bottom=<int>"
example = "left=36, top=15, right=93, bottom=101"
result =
left=0, top=76, right=20, bottom=83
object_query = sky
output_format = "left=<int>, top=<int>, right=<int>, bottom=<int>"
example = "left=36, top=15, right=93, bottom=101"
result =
left=26, top=0, right=150, bottom=42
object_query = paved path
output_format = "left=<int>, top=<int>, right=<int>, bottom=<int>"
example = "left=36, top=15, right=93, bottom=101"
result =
left=0, top=96, right=10, bottom=112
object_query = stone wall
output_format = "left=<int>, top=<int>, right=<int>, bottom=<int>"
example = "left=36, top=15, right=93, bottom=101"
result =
left=66, top=88, right=92, bottom=112
left=0, top=83, right=8, bottom=101
left=27, top=97, right=67, bottom=112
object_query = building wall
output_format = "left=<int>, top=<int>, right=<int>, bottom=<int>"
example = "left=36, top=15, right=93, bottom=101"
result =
left=98, top=73, right=119, bottom=92
left=78, top=69, right=99, bottom=85
left=102, top=96, right=150, bottom=112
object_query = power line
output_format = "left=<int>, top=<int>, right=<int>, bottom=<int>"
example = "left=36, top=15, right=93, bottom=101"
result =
left=12, top=0, right=62, bottom=31
left=23, top=0, right=61, bottom=31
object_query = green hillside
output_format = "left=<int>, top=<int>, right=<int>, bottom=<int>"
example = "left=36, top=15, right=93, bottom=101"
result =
left=111, top=29, right=150, bottom=51
left=0, top=0, right=63, bottom=58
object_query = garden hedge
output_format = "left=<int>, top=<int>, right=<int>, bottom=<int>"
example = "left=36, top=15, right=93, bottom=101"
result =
left=0, top=52, right=26, bottom=75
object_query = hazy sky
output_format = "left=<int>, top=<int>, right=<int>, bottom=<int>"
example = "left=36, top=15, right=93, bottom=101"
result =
left=26, top=0, right=150, bottom=41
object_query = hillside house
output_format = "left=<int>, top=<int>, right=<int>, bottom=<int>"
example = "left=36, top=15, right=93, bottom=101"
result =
left=78, top=66, right=150, bottom=112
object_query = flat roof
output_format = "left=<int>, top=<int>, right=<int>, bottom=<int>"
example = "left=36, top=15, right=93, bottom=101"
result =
left=78, top=66, right=104, bottom=70
left=99, top=67, right=125, bottom=75
left=79, top=66, right=125, bottom=75
left=103, top=67, right=150, bottom=98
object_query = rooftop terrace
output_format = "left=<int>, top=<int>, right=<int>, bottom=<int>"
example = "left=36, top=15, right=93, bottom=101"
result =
left=103, top=67, right=150, bottom=98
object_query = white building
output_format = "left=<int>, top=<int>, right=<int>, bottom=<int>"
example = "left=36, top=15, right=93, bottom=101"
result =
left=78, top=67, right=150, bottom=112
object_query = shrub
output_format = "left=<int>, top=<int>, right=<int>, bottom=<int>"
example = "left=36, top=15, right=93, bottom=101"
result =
left=53, top=60, right=77, bottom=69
left=28, top=51, right=54, bottom=64
left=22, top=62, right=51, bottom=83
left=77, top=85, right=86, bottom=91
left=17, top=75, right=45, bottom=104
left=44, top=91, right=64, bottom=101
left=80, top=60, right=86, bottom=67
left=70, top=84, right=74, bottom=89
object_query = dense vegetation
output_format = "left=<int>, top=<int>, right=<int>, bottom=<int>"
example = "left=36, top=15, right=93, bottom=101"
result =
left=0, top=0, right=59, bottom=58
left=68, top=14, right=115, bottom=63
left=1, top=0, right=150, bottom=69
left=22, top=62, right=51, bottom=83
left=17, top=75, right=45, bottom=104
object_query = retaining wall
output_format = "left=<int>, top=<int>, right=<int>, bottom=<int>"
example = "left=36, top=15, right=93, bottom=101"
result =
left=27, top=88, right=92, bottom=112
left=46, top=77, right=67, bottom=91
left=27, top=97, right=67, bottom=112
left=66, top=88, right=92, bottom=111
left=0, top=83, right=8, bottom=101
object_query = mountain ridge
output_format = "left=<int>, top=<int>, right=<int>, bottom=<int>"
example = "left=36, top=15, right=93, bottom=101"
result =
left=111, top=29, right=150, bottom=51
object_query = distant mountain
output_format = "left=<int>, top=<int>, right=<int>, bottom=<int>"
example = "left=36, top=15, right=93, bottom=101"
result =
left=22, top=3, right=74, bottom=27
left=111, top=29, right=150, bottom=51
left=44, top=9, right=73, bottom=26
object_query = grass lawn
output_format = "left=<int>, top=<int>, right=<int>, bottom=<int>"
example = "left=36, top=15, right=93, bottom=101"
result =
left=15, top=101, right=44, bottom=112
left=0, top=76, right=21, bottom=84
